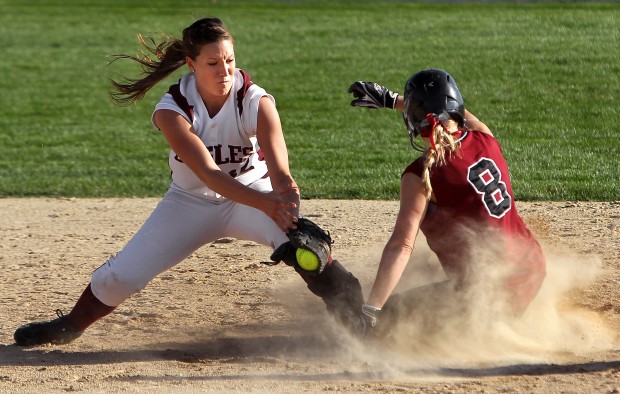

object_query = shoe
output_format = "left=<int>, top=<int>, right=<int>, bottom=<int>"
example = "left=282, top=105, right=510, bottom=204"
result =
left=14, top=309, right=83, bottom=346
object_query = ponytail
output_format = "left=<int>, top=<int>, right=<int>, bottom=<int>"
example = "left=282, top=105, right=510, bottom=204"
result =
left=108, top=17, right=233, bottom=106
left=109, top=35, right=186, bottom=105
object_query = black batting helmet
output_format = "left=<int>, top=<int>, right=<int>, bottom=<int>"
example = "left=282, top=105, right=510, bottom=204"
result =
left=403, top=69, right=465, bottom=138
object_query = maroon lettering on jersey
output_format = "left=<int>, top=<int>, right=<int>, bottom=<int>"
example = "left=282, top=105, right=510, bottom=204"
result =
left=236, top=69, right=254, bottom=116
left=206, top=144, right=254, bottom=165
left=228, top=145, right=244, bottom=164
left=243, top=146, right=254, bottom=158
left=207, top=145, right=229, bottom=165
left=167, top=81, right=194, bottom=121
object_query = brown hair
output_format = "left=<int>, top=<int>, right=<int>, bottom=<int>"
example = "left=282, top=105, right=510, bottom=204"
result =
left=421, top=119, right=462, bottom=198
left=108, top=17, right=233, bottom=105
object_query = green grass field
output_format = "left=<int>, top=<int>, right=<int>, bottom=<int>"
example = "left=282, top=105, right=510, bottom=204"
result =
left=0, top=1, right=618, bottom=200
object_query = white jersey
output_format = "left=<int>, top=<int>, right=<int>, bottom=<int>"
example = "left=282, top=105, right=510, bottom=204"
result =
left=152, top=68, right=272, bottom=201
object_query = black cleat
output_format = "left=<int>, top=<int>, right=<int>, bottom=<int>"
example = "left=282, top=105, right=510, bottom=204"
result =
left=14, top=310, right=83, bottom=346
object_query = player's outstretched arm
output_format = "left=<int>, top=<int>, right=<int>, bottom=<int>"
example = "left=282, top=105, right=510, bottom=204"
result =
left=348, top=81, right=400, bottom=110
left=154, top=109, right=297, bottom=231
left=366, top=173, right=428, bottom=308
left=256, top=96, right=301, bottom=220
left=464, top=109, right=493, bottom=136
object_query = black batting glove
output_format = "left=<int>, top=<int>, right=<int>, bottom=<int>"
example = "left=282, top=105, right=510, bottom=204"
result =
left=348, top=81, right=398, bottom=110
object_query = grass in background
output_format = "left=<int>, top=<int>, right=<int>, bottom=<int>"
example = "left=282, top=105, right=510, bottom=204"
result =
left=0, top=1, right=618, bottom=200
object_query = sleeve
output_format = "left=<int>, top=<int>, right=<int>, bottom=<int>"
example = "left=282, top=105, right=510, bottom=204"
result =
left=239, top=84, right=275, bottom=138
left=151, top=95, right=192, bottom=130
left=151, top=75, right=194, bottom=130
left=403, top=157, right=425, bottom=178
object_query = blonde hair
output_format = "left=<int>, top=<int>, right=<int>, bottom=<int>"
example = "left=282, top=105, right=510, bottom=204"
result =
left=421, top=119, right=462, bottom=198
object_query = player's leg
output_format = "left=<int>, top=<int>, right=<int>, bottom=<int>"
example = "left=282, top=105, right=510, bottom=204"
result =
left=378, top=279, right=460, bottom=338
left=223, top=178, right=364, bottom=330
left=90, top=190, right=223, bottom=307
left=504, top=242, right=546, bottom=316
left=297, top=259, right=364, bottom=331
left=14, top=190, right=223, bottom=346
left=219, top=177, right=286, bottom=246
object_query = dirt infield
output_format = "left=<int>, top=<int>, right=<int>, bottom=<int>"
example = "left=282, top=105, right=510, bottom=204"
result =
left=1, top=198, right=619, bottom=393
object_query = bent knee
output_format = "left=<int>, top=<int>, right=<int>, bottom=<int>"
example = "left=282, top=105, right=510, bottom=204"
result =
left=91, top=260, right=148, bottom=306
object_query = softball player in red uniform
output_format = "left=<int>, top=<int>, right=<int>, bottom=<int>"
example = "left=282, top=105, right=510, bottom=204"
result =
left=348, top=69, right=546, bottom=334
left=14, top=17, right=362, bottom=346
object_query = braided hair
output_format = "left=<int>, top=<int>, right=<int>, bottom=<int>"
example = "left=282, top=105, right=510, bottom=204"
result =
left=420, top=117, right=462, bottom=198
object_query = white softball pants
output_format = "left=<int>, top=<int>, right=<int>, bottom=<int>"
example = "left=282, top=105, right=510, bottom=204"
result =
left=90, top=178, right=288, bottom=306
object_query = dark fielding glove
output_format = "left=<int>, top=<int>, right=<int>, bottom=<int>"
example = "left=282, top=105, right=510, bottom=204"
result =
left=348, top=81, right=398, bottom=109
left=358, top=304, right=381, bottom=338
left=270, top=217, right=332, bottom=276
left=269, top=242, right=297, bottom=267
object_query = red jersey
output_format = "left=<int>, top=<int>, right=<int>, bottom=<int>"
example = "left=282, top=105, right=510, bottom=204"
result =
left=404, top=130, right=545, bottom=312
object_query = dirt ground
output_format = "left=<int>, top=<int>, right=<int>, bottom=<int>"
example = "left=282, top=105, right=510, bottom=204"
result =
left=1, top=198, right=619, bottom=393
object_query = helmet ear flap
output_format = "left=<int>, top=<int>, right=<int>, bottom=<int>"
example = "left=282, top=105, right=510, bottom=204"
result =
left=402, top=97, right=418, bottom=137
left=403, top=94, right=428, bottom=137
left=402, top=112, right=426, bottom=152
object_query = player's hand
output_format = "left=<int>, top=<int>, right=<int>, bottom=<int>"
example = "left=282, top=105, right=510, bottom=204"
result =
left=348, top=81, right=398, bottom=110
left=262, top=191, right=298, bottom=232
left=278, top=183, right=301, bottom=220
left=357, top=304, right=381, bottom=338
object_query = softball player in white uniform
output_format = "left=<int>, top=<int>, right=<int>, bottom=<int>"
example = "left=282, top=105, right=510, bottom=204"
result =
left=91, top=68, right=290, bottom=306
left=14, top=17, right=363, bottom=346
left=14, top=18, right=300, bottom=345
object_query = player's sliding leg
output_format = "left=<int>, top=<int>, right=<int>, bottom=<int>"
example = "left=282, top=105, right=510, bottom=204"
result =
left=297, top=258, right=365, bottom=332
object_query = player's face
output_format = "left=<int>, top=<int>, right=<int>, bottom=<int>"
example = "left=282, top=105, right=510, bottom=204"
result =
left=188, top=39, right=236, bottom=99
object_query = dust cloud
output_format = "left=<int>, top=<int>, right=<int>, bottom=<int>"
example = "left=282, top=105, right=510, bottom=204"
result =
left=336, top=235, right=617, bottom=377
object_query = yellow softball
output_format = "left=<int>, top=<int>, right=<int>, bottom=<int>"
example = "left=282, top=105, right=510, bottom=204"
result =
left=296, top=248, right=320, bottom=272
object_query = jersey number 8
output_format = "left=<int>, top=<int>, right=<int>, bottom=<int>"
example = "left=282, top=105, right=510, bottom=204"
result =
left=467, top=158, right=512, bottom=219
